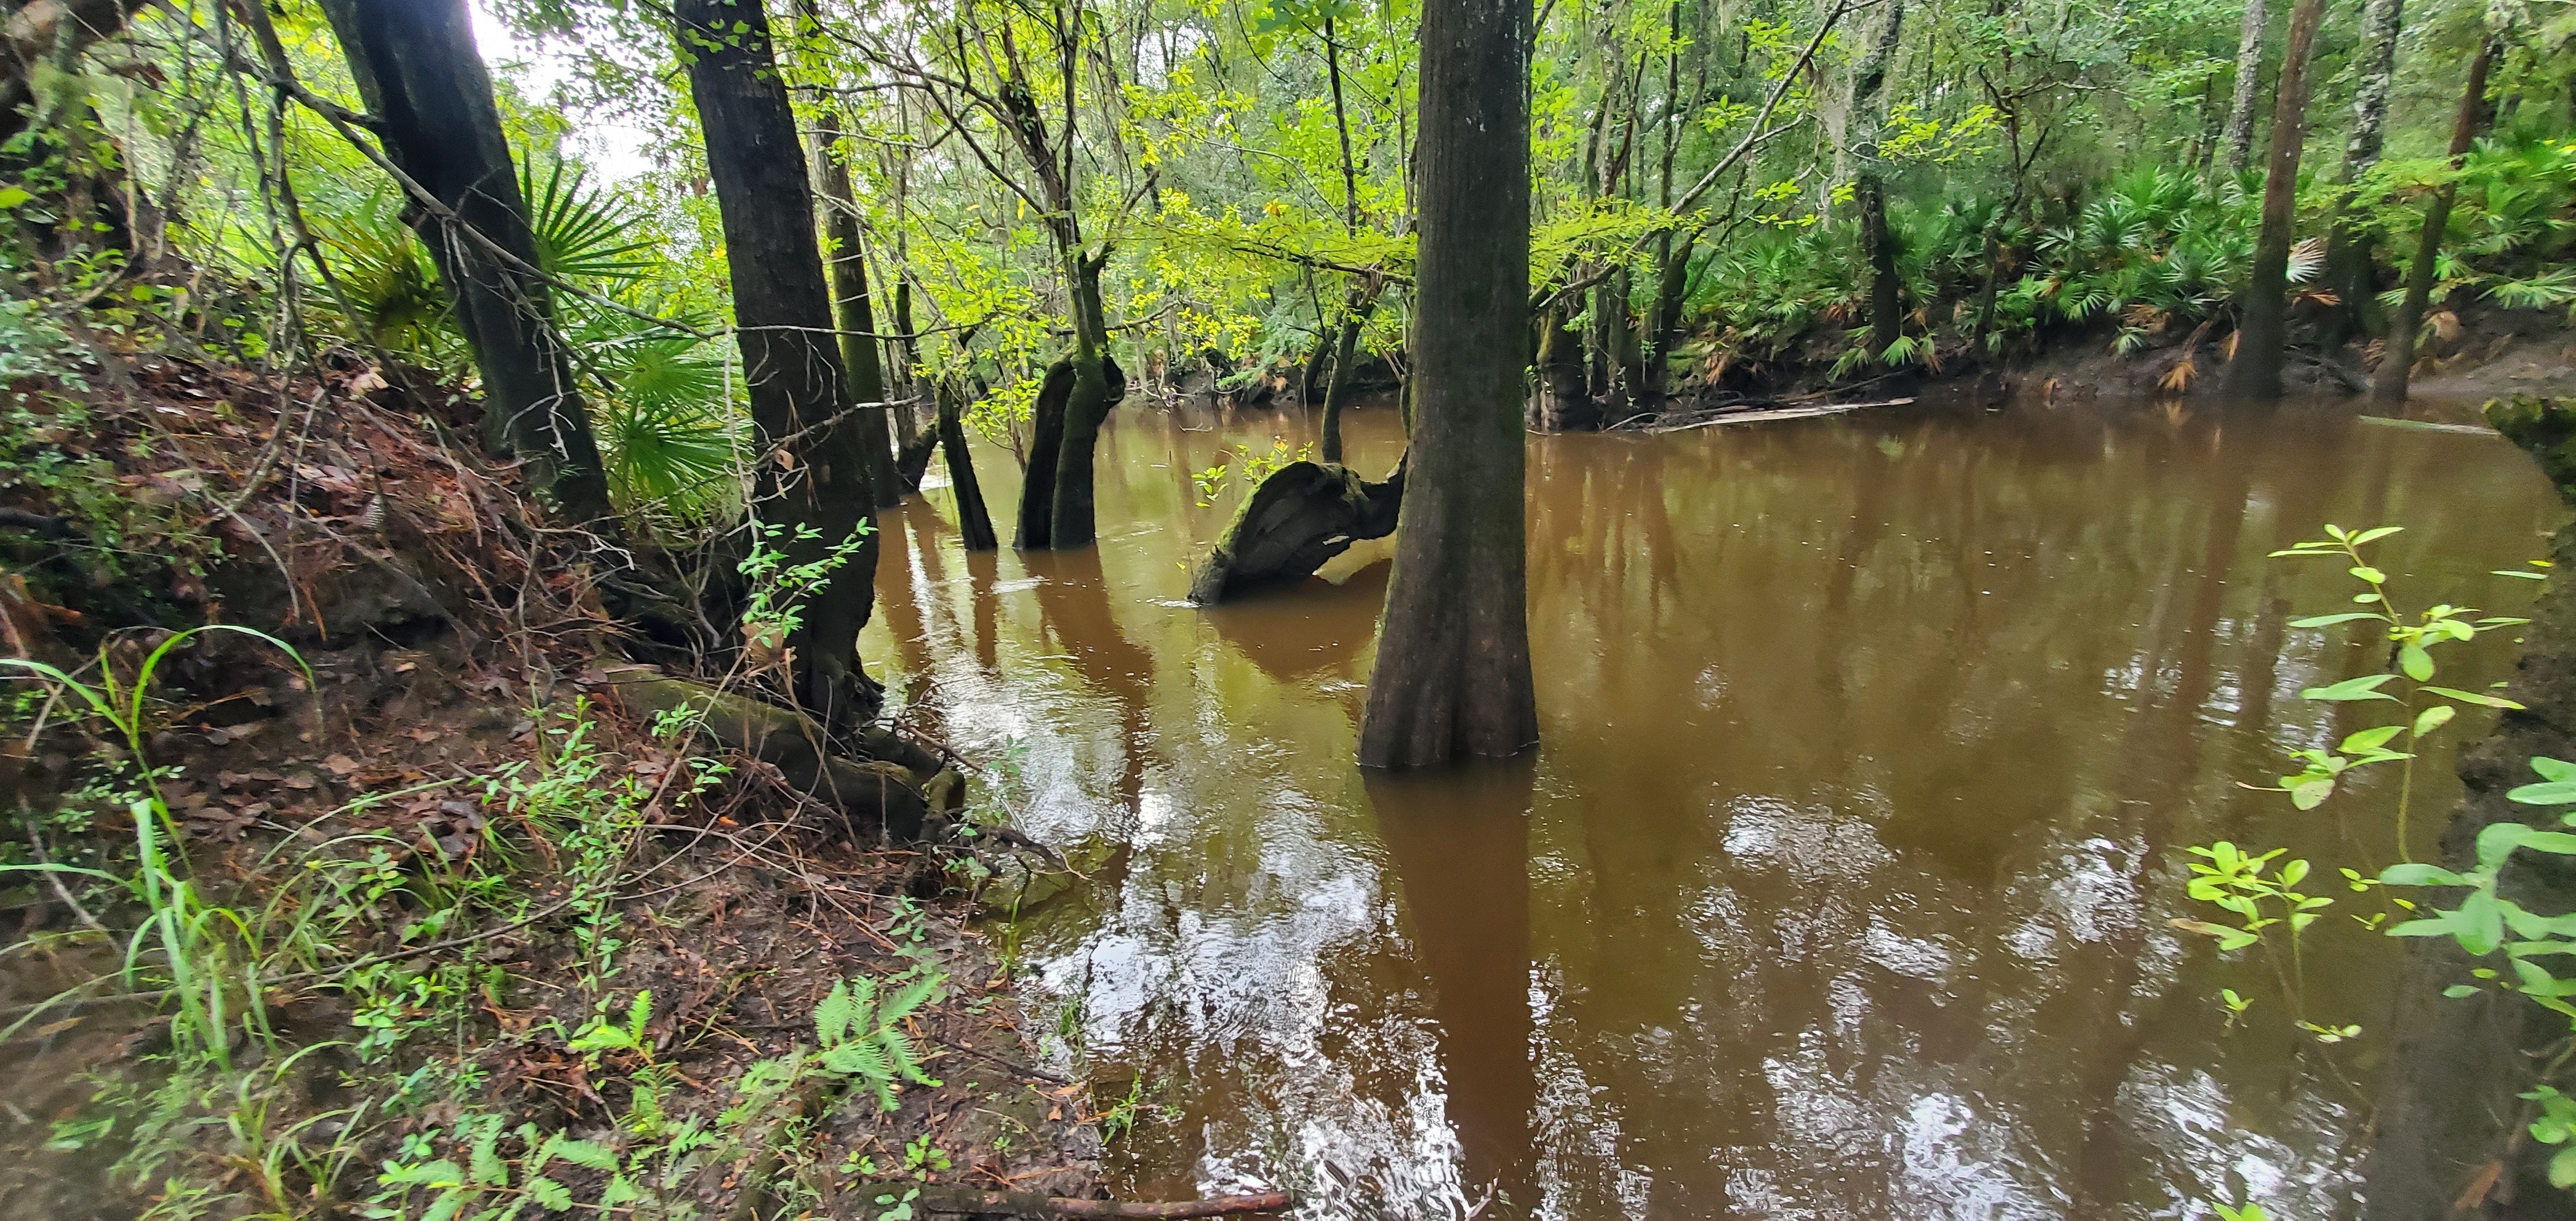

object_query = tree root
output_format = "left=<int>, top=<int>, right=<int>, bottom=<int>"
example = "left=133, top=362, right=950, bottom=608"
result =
left=1188, top=459, right=1403, bottom=604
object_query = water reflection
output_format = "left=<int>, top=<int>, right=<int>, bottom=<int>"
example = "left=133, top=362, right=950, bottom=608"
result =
left=861, top=398, right=2562, bottom=1218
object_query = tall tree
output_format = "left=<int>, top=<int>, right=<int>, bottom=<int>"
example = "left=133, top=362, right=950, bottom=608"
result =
left=321, top=0, right=613, bottom=522
left=2371, top=32, right=2501, bottom=406
left=2321, top=0, right=2402, bottom=343
left=2219, top=0, right=2267, bottom=176
left=810, top=103, right=902, bottom=509
left=2219, top=0, right=2324, bottom=401
left=675, top=0, right=881, bottom=726
left=1850, top=0, right=1906, bottom=357
left=1358, top=0, right=1538, bottom=769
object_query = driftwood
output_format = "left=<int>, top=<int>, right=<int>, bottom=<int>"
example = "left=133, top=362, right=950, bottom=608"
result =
left=1642, top=396, right=1916, bottom=433
left=1187, top=459, right=1403, bottom=604
left=592, top=664, right=958, bottom=840
left=845, top=1184, right=1292, bottom=1219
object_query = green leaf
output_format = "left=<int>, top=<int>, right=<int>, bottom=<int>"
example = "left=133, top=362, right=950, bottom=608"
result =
left=2416, top=704, right=2457, bottom=736
left=2389, top=915, right=2460, bottom=937
left=525, top=1177, right=571, bottom=1210
left=2479, top=822, right=2539, bottom=869
left=2509, top=779, right=2576, bottom=807
left=2381, top=863, right=2470, bottom=887
left=0, top=187, right=30, bottom=210
left=2350, top=565, right=2388, bottom=584
left=2290, top=612, right=2386, bottom=627
left=2445, top=984, right=2483, bottom=997
left=2350, top=526, right=2404, bottom=545
left=540, top=1137, right=617, bottom=1172
left=2302, top=674, right=2401, bottom=702
left=2423, top=685, right=2526, bottom=709
left=2341, top=725, right=2406, bottom=754
left=2400, top=643, right=2435, bottom=681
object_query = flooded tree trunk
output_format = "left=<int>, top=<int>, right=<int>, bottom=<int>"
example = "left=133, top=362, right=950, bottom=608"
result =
left=323, top=0, right=612, bottom=523
left=675, top=0, right=879, bottom=727
left=1358, top=0, right=1538, bottom=769
left=2219, top=0, right=2323, bottom=403
left=1189, top=460, right=1403, bottom=603
left=2372, top=36, right=2498, bottom=408
left=937, top=382, right=998, bottom=552
left=809, top=101, right=899, bottom=508
left=1048, top=254, right=1126, bottom=550
left=2219, top=0, right=2267, bottom=177
left=1851, top=0, right=1905, bottom=358
left=1016, top=359, right=1074, bottom=550
left=1534, top=305, right=1592, bottom=430
left=2321, top=0, right=2402, bottom=346
left=1319, top=280, right=1383, bottom=464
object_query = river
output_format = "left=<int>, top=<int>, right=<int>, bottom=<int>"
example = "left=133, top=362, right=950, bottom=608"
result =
left=859, top=395, right=2561, bottom=1219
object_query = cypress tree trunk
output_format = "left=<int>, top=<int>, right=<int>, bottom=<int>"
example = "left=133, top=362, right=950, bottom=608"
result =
left=2372, top=35, right=2499, bottom=407
left=2321, top=0, right=2402, bottom=344
left=1015, top=359, right=1074, bottom=550
left=937, top=381, right=998, bottom=552
left=1047, top=252, right=1124, bottom=548
left=1535, top=305, right=1591, bottom=430
left=1851, top=0, right=1906, bottom=357
left=2219, top=0, right=2325, bottom=403
left=323, top=0, right=612, bottom=523
left=1636, top=230, right=1696, bottom=414
left=1319, top=280, right=1383, bottom=464
left=892, top=276, right=923, bottom=447
left=2220, top=0, right=2269, bottom=177
left=675, top=0, right=879, bottom=726
left=810, top=103, right=901, bottom=508
left=1358, top=0, right=1537, bottom=769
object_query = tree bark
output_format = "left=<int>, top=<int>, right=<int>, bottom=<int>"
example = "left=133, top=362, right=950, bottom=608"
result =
left=0, top=0, right=145, bottom=150
left=2321, top=0, right=2402, bottom=344
left=2371, top=34, right=2498, bottom=407
left=1533, top=304, right=1592, bottom=429
left=937, top=381, right=998, bottom=552
left=1319, top=279, right=1383, bottom=463
left=1358, top=0, right=1537, bottom=769
left=2219, top=0, right=2324, bottom=403
left=809, top=102, right=900, bottom=508
left=1850, top=0, right=1906, bottom=357
left=1046, top=250, right=1124, bottom=548
left=675, top=0, right=879, bottom=727
left=2220, top=0, right=2268, bottom=177
left=323, top=0, right=613, bottom=523
left=1015, top=358, right=1074, bottom=550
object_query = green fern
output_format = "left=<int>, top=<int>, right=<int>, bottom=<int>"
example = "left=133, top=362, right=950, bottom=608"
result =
left=814, top=971, right=946, bottom=1111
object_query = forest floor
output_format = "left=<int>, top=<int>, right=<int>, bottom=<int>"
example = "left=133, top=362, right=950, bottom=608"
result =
left=0, top=349, right=1117, bottom=1219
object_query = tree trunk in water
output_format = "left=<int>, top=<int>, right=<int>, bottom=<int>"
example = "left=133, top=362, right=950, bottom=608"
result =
left=892, top=277, right=923, bottom=446
left=937, top=382, right=998, bottom=552
left=1851, top=0, right=1906, bottom=357
left=1048, top=252, right=1125, bottom=550
left=323, top=0, right=612, bottom=523
left=2220, top=0, right=2268, bottom=177
left=1319, top=282, right=1382, bottom=464
left=2372, top=35, right=2498, bottom=408
left=1015, top=359, right=1075, bottom=550
left=1534, top=305, right=1591, bottom=430
left=675, top=0, right=878, bottom=727
left=2321, top=0, right=2402, bottom=344
left=810, top=105, right=899, bottom=508
left=1636, top=229, right=1696, bottom=414
left=1300, top=328, right=1334, bottom=403
left=2219, top=0, right=2324, bottom=403
left=1358, top=0, right=1537, bottom=769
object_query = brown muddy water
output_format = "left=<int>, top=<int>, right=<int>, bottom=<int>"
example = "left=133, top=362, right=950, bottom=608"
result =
left=861, top=396, right=2563, bottom=1220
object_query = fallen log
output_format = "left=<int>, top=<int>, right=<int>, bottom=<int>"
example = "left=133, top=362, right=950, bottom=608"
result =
left=1188, top=459, right=1403, bottom=604
left=1643, top=397, right=1916, bottom=433
left=845, top=1184, right=1292, bottom=1219
left=591, top=663, right=958, bottom=840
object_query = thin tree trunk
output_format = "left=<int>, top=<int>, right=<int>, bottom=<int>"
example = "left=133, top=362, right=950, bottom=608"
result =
left=2322, top=0, right=2402, bottom=344
left=1851, top=0, right=1906, bottom=356
left=323, top=0, right=612, bottom=523
left=2220, top=0, right=2267, bottom=176
left=1320, top=280, right=1384, bottom=463
left=2219, top=0, right=2325, bottom=402
left=810, top=102, right=900, bottom=508
left=1535, top=305, right=1590, bottom=429
left=1358, top=0, right=1537, bottom=769
left=674, top=0, right=879, bottom=726
left=937, top=381, right=998, bottom=552
left=2372, top=34, right=2499, bottom=407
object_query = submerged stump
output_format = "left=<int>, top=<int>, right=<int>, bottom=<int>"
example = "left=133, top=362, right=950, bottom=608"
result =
left=1188, top=460, right=1404, bottom=604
